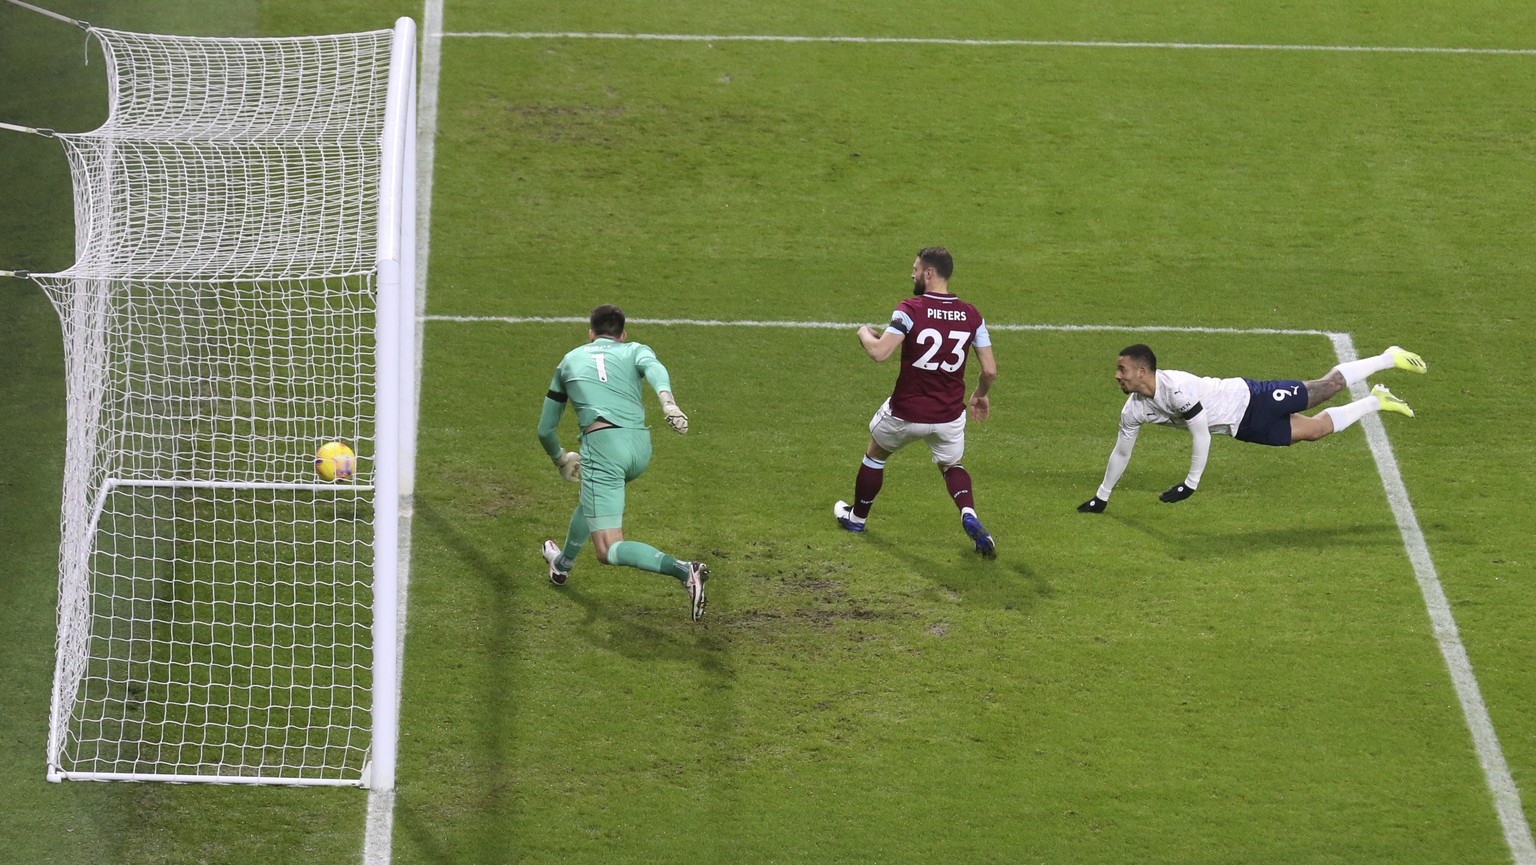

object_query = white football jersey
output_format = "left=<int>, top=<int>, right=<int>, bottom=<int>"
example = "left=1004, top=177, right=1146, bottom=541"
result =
left=1119, top=369, right=1250, bottom=438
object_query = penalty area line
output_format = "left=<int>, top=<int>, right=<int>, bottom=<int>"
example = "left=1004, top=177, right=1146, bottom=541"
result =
left=1329, top=334, right=1535, bottom=865
left=443, top=31, right=1536, bottom=56
left=424, top=314, right=1336, bottom=337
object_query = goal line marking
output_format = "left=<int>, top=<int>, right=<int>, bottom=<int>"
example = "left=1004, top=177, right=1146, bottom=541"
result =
left=363, top=1, right=444, bottom=863
left=418, top=314, right=1534, bottom=863
left=444, top=31, right=1536, bottom=56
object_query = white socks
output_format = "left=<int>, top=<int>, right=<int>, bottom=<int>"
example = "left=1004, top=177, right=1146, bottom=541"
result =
left=1329, top=348, right=1395, bottom=387
left=1320, top=394, right=1380, bottom=433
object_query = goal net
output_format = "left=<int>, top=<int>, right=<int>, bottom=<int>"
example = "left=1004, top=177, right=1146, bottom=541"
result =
left=28, top=18, right=417, bottom=787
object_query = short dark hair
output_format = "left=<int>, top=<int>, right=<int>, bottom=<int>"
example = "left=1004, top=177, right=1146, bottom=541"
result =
left=917, top=246, right=954, bottom=280
left=1119, top=343, right=1157, bottom=371
left=590, top=304, right=625, bottom=338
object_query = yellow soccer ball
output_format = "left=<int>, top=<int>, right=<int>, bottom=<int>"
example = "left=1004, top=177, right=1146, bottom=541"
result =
left=315, top=441, right=355, bottom=481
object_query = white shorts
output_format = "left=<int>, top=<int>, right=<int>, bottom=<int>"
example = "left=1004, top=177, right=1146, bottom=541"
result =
left=868, top=399, right=967, bottom=465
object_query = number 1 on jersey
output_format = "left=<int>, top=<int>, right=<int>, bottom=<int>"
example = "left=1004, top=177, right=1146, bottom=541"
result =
left=593, top=353, right=609, bottom=381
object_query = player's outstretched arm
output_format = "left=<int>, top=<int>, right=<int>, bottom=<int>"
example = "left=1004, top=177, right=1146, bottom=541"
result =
left=1081, top=424, right=1142, bottom=513
left=1082, top=426, right=1139, bottom=514
left=658, top=390, right=689, bottom=435
left=1164, top=415, right=1211, bottom=503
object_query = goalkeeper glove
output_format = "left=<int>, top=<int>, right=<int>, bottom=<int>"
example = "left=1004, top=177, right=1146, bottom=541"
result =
left=1077, top=497, right=1107, bottom=514
left=662, top=403, right=689, bottom=435
left=554, top=450, right=581, bottom=483
left=1159, top=482, right=1196, bottom=503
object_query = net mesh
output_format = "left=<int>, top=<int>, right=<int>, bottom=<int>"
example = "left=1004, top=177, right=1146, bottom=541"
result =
left=72, top=485, right=373, bottom=778
left=38, top=25, right=396, bottom=783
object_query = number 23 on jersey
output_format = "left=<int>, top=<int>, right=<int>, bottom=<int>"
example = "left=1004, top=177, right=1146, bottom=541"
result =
left=911, top=328, right=971, bottom=372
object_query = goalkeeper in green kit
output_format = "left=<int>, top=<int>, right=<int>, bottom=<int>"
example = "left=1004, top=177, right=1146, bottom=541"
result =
left=537, top=304, right=710, bottom=621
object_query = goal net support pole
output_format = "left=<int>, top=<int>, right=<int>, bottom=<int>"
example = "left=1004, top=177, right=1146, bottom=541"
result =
left=369, top=15, right=419, bottom=792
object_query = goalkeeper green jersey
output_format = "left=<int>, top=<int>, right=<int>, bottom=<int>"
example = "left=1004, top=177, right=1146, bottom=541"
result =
left=548, top=337, right=673, bottom=431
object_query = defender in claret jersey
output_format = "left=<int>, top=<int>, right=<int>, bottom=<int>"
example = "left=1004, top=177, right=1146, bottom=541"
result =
left=833, top=247, right=1000, bottom=558
left=536, top=304, right=710, bottom=621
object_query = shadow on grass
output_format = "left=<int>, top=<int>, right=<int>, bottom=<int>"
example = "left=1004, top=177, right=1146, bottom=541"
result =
left=1112, top=511, right=1399, bottom=556
left=394, top=498, right=526, bottom=865
left=554, top=578, right=734, bottom=679
left=862, top=528, right=1053, bottom=613
left=396, top=500, right=737, bottom=864
left=547, top=565, right=739, bottom=865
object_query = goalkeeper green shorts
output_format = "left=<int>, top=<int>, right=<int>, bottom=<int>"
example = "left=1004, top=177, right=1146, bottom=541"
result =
left=578, top=426, right=653, bottom=531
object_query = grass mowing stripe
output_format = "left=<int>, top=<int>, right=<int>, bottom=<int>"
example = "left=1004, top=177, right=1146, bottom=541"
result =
left=1332, top=333, right=1536, bottom=865
left=442, top=31, right=1536, bottom=56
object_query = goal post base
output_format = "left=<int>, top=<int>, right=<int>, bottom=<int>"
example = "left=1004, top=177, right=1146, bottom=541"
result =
left=46, top=770, right=365, bottom=787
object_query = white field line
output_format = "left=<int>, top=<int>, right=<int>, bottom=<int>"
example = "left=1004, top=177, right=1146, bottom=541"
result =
left=361, top=1, right=444, bottom=863
left=414, top=0, right=443, bottom=381
left=424, top=314, right=1335, bottom=337
left=444, top=31, right=1536, bottom=56
left=1330, top=334, right=1536, bottom=865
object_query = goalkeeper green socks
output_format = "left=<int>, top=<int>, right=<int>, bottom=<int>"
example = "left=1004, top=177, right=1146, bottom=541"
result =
left=607, top=540, right=689, bottom=582
left=559, top=510, right=689, bottom=582
left=559, top=506, right=587, bottom=570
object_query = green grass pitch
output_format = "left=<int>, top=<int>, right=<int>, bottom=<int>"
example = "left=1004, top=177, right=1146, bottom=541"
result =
left=3, top=1, right=1536, bottom=863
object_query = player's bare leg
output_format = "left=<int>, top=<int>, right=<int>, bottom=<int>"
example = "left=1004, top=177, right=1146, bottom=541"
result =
left=1295, top=385, right=1414, bottom=441
left=591, top=527, right=622, bottom=564
left=1290, top=412, right=1336, bottom=442
left=1309, top=345, right=1427, bottom=408
left=1302, top=372, right=1348, bottom=409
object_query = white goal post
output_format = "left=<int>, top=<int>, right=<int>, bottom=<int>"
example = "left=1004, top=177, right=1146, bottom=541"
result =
left=15, top=16, right=417, bottom=788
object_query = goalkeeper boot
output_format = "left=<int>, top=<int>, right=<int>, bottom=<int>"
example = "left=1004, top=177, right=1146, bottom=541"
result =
left=541, top=540, right=569, bottom=586
left=1387, top=346, right=1427, bottom=374
left=962, top=513, right=997, bottom=559
left=833, top=500, right=866, bottom=534
left=1372, top=384, right=1414, bottom=417
left=685, top=561, right=710, bottom=622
